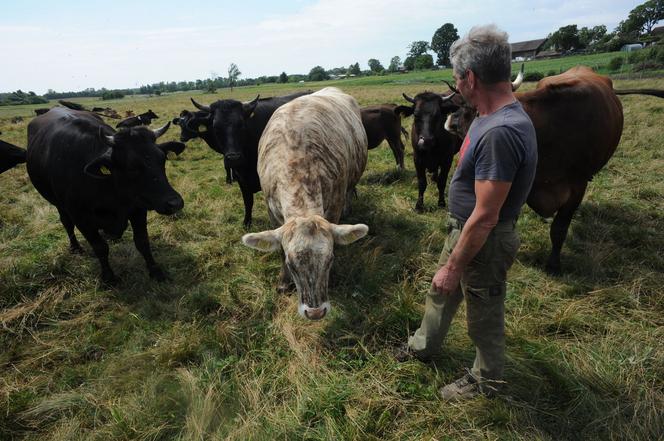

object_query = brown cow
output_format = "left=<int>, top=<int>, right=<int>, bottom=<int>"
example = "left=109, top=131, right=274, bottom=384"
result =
left=361, top=104, right=408, bottom=170
left=444, top=66, right=662, bottom=274
left=241, top=87, right=369, bottom=320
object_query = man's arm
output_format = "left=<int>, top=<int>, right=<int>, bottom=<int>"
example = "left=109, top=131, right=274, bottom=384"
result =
left=432, top=179, right=512, bottom=294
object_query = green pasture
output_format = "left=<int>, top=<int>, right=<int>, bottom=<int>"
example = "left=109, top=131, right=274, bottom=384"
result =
left=0, top=65, right=663, bottom=440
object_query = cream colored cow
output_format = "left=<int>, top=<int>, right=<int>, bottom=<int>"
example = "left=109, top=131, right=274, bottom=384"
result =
left=242, top=87, right=369, bottom=320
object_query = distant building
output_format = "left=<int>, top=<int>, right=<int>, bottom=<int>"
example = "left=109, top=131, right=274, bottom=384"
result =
left=651, top=25, right=664, bottom=36
left=510, top=38, right=549, bottom=60
left=621, top=43, right=644, bottom=52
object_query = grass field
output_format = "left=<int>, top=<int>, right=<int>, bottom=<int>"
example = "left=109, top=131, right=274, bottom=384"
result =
left=1, top=60, right=663, bottom=440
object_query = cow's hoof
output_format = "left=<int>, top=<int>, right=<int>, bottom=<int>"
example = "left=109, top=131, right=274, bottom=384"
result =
left=149, top=267, right=169, bottom=282
left=545, top=262, right=562, bottom=276
left=101, top=271, right=119, bottom=286
left=437, top=200, right=446, bottom=208
left=415, top=204, right=425, bottom=213
left=70, top=245, right=85, bottom=255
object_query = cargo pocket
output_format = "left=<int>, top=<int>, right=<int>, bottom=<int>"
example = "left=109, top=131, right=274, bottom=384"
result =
left=499, top=232, right=520, bottom=270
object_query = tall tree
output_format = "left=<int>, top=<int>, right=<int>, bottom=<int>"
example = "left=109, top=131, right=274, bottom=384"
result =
left=407, top=40, right=430, bottom=58
left=388, top=56, right=401, bottom=72
left=308, top=66, right=329, bottom=81
left=348, top=62, right=361, bottom=75
left=578, top=25, right=607, bottom=49
left=431, top=23, right=459, bottom=66
left=227, top=63, right=241, bottom=91
left=279, top=72, right=288, bottom=83
left=368, top=58, right=384, bottom=73
left=548, top=25, right=581, bottom=51
left=620, top=0, right=664, bottom=36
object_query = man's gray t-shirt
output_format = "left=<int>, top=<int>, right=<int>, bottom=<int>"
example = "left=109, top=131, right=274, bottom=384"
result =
left=448, top=101, right=537, bottom=222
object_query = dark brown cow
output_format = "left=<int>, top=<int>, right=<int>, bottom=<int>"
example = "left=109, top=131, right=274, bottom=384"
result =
left=361, top=104, right=408, bottom=170
left=116, top=110, right=159, bottom=128
left=444, top=66, right=663, bottom=274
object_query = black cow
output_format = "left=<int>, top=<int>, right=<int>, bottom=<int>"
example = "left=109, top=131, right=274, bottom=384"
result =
left=396, top=92, right=461, bottom=211
left=27, top=107, right=185, bottom=283
left=0, top=139, right=26, bottom=174
left=116, top=110, right=159, bottom=128
left=172, top=109, right=233, bottom=184
left=189, top=90, right=312, bottom=226
left=34, top=108, right=51, bottom=116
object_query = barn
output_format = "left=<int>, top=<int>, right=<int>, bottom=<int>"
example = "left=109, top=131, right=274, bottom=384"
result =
left=510, top=38, right=549, bottom=60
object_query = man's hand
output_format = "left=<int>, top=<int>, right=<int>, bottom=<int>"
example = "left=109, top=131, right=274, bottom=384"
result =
left=431, top=263, right=462, bottom=295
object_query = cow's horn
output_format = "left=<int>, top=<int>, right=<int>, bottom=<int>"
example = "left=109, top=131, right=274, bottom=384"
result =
left=190, top=98, right=211, bottom=112
left=512, top=63, right=524, bottom=91
left=442, top=79, right=459, bottom=94
left=441, top=92, right=456, bottom=102
left=402, top=93, right=415, bottom=104
left=152, top=121, right=171, bottom=139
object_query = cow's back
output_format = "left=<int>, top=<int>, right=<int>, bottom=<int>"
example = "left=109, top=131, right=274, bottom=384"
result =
left=520, top=66, right=623, bottom=181
left=258, top=87, right=367, bottom=223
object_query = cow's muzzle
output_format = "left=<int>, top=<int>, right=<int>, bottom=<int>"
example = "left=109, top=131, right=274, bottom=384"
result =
left=156, top=195, right=184, bottom=215
left=299, top=302, right=331, bottom=320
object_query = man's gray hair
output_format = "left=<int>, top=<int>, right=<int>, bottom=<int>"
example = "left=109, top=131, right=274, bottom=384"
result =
left=449, top=24, right=512, bottom=84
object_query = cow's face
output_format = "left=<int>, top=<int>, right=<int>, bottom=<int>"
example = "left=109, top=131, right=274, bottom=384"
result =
left=241, top=215, right=368, bottom=320
left=444, top=101, right=477, bottom=139
left=172, top=110, right=212, bottom=142
left=84, top=123, right=186, bottom=215
left=398, top=92, right=459, bottom=152
left=208, top=97, right=259, bottom=166
left=144, top=110, right=159, bottom=120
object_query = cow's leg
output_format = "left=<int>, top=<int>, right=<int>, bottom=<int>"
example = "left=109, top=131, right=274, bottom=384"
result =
left=77, top=224, right=116, bottom=284
left=129, top=209, right=166, bottom=281
left=57, top=207, right=83, bottom=254
left=546, top=182, right=588, bottom=275
left=397, top=136, right=406, bottom=171
left=277, top=251, right=294, bottom=294
left=240, top=185, right=254, bottom=228
left=225, top=164, right=233, bottom=184
left=415, top=164, right=427, bottom=212
left=436, top=154, right=454, bottom=208
left=387, top=136, right=405, bottom=171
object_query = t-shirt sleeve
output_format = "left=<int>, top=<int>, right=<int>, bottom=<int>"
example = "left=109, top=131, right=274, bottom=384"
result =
left=473, top=126, right=525, bottom=182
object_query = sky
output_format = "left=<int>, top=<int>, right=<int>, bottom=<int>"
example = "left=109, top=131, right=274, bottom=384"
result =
left=0, top=0, right=647, bottom=94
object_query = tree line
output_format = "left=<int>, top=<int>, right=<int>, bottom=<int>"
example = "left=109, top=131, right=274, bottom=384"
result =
left=2, top=0, right=661, bottom=104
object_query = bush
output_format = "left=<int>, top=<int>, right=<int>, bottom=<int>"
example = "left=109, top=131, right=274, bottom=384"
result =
left=547, top=70, right=558, bottom=77
left=633, top=61, right=663, bottom=72
left=628, top=51, right=644, bottom=64
left=608, top=57, right=624, bottom=71
left=524, top=71, right=544, bottom=81
left=101, top=90, right=124, bottom=100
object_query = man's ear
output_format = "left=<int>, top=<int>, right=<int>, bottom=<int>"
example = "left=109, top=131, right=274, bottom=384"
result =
left=84, top=148, right=113, bottom=179
left=159, top=141, right=186, bottom=159
left=331, top=223, right=369, bottom=245
left=242, top=227, right=283, bottom=252
left=395, top=105, right=414, bottom=117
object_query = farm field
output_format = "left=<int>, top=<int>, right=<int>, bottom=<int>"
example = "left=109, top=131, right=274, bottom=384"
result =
left=0, top=68, right=663, bottom=440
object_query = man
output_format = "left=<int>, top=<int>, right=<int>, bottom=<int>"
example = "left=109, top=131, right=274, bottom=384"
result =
left=399, top=25, right=538, bottom=401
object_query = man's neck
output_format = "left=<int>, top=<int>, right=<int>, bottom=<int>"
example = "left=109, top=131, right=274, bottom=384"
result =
left=472, top=82, right=516, bottom=117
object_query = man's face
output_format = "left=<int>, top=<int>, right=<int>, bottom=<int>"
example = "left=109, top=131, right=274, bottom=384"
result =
left=454, top=70, right=472, bottom=103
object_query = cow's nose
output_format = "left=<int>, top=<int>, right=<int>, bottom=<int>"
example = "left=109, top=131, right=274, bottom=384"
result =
left=164, top=196, right=184, bottom=214
left=304, top=307, right=327, bottom=320
left=225, top=152, right=241, bottom=161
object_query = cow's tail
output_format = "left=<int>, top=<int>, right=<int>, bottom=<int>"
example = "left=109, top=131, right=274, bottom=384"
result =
left=400, top=126, right=409, bottom=139
left=614, top=89, right=664, bottom=98
left=0, top=139, right=27, bottom=174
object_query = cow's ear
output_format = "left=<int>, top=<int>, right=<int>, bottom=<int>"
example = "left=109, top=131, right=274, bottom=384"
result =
left=395, top=105, right=413, bottom=117
left=242, top=228, right=283, bottom=252
left=331, top=223, right=369, bottom=245
left=158, top=141, right=186, bottom=159
left=84, top=149, right=113, bottom=179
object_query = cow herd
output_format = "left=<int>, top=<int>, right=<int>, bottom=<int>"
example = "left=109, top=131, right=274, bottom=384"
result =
left=1, top=68, right=662, bottom=320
